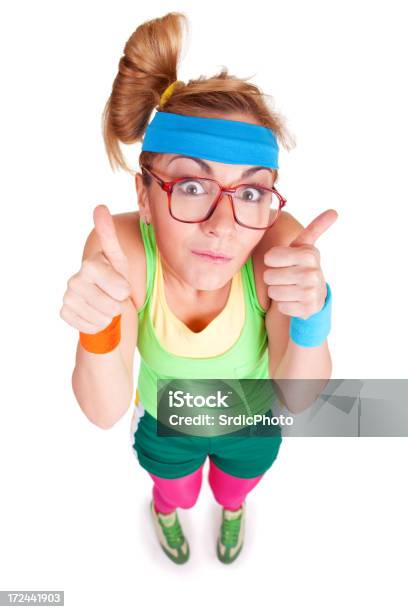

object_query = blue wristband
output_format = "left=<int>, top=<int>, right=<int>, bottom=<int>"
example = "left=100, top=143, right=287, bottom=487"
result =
left=289, top=282, right=332, bottom=347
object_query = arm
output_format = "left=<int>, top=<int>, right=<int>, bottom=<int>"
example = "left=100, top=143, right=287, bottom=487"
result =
left=262, top=213, right=333, bottom=412
left=71, top=218, right=138, bottom=429
left=72, top=302, right=137, bottom=429
left=266, top=302, right=332, bottom=380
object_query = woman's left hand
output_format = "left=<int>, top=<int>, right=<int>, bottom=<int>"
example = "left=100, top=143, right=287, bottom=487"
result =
left=263, top=209, right=338, bottom=319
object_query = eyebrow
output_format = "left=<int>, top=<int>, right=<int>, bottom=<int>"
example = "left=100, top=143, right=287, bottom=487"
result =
left=166, top=154, right=274, bottom=179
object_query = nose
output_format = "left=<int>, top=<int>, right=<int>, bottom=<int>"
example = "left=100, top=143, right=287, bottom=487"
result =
left=202, top=191, right=236, bottom=234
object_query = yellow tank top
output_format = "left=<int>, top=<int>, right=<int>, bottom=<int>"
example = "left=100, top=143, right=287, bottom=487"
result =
left=149, top=243, right=245, bottom=358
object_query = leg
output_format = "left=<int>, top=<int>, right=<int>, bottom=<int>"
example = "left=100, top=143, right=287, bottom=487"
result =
left=208, top=459, right=264, bottom=510
left=148, top=463, right=205, bottom=514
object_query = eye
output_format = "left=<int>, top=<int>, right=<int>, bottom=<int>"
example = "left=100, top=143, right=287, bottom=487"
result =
left=175, top=179, right=207, bottom=196
left=236, top=186, right=267, bottom=203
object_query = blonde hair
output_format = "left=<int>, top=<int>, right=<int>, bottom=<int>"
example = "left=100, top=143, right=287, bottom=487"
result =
left=102, top=11, right=296, bottom=184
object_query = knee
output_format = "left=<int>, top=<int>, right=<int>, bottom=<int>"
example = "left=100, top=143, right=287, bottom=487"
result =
left=175, top=487, right=201, bottom=509
left=208, top=462, right=264, bottom=507
left=167, top=479, right=202, bottom=509
left=208, top=469, right=234, bottom=507
left=208, top=482, right=240, bottom=509
left=153, top=469, right=203, bottom=509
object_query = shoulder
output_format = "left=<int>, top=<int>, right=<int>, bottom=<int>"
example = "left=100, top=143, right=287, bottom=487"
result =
left=251, top=211, right=305, bottom=311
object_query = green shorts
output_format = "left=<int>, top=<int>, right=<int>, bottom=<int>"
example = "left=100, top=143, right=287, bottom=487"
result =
left=131, top=402, right=283, bottom=479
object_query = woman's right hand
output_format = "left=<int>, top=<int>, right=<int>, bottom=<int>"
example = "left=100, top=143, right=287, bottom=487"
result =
left=60, top=205, right=134, bottom=334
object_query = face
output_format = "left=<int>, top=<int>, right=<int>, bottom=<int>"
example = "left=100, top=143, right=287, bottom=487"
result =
left=135, top=112, right=277, bottom=293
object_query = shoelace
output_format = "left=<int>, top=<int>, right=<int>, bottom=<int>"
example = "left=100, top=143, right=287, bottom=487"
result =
left=160, top=517, right=184, bottom=548
left=221, top=515, right=241, bottom=547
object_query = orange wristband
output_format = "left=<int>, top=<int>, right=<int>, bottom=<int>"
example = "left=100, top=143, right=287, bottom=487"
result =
left=79, top=314, right=121, bottom=354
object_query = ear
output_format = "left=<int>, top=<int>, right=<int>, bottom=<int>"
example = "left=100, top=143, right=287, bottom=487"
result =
left=135, top=172, right=152, bottom=224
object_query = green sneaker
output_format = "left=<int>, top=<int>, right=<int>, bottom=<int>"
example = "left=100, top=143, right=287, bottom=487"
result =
left=150, top=500, right=190, bottom=564
left=216, top=503, right=245, bottom=564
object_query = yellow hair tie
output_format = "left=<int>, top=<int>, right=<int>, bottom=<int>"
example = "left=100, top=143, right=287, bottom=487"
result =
left=159, top=80, right=184, bottom=107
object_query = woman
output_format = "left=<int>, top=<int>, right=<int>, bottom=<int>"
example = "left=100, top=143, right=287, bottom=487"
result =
left=61, top=12, right=336, bottom=565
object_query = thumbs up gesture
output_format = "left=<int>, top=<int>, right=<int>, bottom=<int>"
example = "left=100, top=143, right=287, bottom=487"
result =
left=60, top=205, right=135, bottom=334
left=263, top=209, right=338, bottom=319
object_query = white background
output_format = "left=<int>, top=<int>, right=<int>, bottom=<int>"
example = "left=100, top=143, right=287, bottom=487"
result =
left=1, top=0, right=407, bottom=610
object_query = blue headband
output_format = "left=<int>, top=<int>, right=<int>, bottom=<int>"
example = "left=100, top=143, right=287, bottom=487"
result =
left=141, top=111, right=279, bottom=168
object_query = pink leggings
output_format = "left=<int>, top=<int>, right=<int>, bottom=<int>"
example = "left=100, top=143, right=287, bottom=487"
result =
left=149, top=458, right=264, bottom=514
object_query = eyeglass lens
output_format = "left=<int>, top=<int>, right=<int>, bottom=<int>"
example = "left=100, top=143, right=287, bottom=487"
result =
left=170, top=178, right=279, bottom=228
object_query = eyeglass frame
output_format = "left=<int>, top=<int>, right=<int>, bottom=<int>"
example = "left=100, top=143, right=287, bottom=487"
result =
left=140, top=164, right=287, bottom=230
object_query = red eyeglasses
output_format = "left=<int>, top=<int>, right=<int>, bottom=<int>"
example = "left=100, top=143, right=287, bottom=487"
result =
left=140, top=164, right=287, bottom=230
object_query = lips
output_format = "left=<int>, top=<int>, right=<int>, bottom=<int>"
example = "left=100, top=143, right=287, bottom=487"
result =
left=191, top=249, right=232, bottom=261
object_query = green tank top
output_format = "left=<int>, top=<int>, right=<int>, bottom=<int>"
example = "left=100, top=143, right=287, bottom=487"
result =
left=136, top=218, right=270, bottom=419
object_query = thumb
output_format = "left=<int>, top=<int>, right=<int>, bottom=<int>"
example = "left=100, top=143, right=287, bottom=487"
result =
left=93, top=205, right=138, bottom=311
left=290, top=209, right=339, bottom=247
left=93, top=205, right=130, bottom=282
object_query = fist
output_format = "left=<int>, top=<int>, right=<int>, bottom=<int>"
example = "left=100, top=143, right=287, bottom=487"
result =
left=263, top=209, right=338, bottom=319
